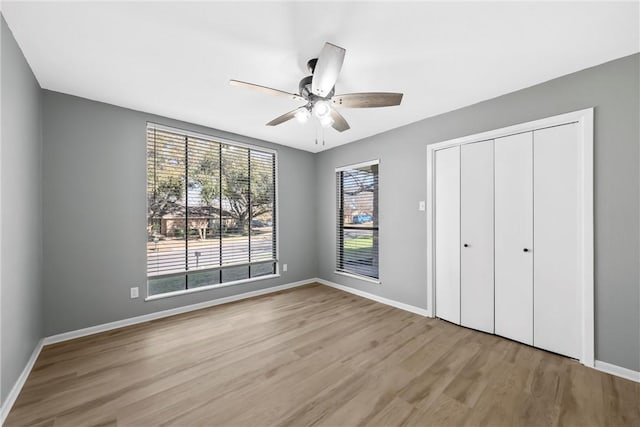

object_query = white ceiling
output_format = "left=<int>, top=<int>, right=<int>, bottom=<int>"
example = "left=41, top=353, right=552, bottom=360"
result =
left=2, top=1, right=638, bottom=153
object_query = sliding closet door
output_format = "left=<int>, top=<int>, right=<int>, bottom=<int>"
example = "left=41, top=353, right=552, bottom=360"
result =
left=460, top=140, right=494, bottom=333
left=435, top=146, right=460, bottom=324
left=494, top=132, right=533, bottom=345
left=534, top=123, right=581, bottom=358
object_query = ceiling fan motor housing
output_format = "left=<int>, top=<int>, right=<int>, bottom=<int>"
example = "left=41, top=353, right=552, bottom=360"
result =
left=230, top=42, right=402, bottom=134
left=298, top=75, right=313, bottom=99
left=299, top=75, right=334, bottom=102
left=307, top=58, right=318, bottom=74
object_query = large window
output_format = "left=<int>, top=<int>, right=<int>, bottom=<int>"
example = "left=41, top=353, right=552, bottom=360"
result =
left=146, top=124, right=277, bottom=297
left=336, top=160, right=379, bottom=281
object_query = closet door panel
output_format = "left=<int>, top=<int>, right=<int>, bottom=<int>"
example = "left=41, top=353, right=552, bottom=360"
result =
left=534, top=123, right=580, bottom=358
left=460, top=140, right=494, bottom=333
left=435, top=146, right=461, bottom=324
left=494, top=132, right=533, bottom=345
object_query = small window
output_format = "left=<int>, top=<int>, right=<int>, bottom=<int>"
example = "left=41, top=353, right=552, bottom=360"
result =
left=336, top=160, right=379, bottom=280
left=146, top=124, right=277, bottom=297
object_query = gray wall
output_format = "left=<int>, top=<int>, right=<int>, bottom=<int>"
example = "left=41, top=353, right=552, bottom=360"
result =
left=316, top=53, right=640, bottom=372
left=3, top=21, right=638, bottom=397
left=0, top=16, right=43, bottom=405
left=41, top=91, right=316, bottom=336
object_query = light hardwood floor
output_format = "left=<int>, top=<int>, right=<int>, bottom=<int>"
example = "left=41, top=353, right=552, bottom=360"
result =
left=6, top=284, right=639, bottom=426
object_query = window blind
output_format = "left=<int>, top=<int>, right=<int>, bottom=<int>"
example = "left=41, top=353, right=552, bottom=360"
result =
left=336, top=161, right=379, bottom=280
left=147, top=124, right=277, bottom=296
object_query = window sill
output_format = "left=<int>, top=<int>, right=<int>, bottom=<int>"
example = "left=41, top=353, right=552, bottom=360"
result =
left=334, top=271, right=381, bottom=285
left=145, top=273, right=281, bottom=301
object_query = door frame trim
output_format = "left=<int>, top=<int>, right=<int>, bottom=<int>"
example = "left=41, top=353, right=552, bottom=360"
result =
left=425, top=108, right=594, bottom=366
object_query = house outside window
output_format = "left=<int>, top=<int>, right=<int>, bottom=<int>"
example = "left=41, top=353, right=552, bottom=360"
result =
left=336, top=160, right=379, bottom=281
left=146, top=124, right=277, bottom=297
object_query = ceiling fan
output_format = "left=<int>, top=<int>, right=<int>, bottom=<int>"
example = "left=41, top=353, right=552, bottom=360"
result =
left=229, top=42, right=403, bottom=133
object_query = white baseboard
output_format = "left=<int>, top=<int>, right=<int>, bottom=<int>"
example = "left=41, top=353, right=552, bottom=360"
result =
left=3, top=277, right=636, bottom=427
left=314, top=277, right=431, bottom=317
left=1, top=279, right=315, bottom=425
left=43, top=278, right=314, bottom=345
left=594, top=360, right=640, bottom=383
left=0, top=339, right=44, bottom=426
left=315, top=278, right=640, bottom=384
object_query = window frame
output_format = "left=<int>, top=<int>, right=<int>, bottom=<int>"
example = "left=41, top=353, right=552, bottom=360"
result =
left=145, top=122, right=279, bottom=300
left=335, top=159, right=381, bottom=284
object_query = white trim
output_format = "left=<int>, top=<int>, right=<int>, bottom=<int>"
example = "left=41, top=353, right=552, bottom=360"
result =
left=0, top=22, right=3, bottom=423
left=334, top=271, right=381, bottom=285
left=316, top=278, right=430, bottom=317
left=335, top=158, right=379, bottom=172
left=0, top=281, right=635, bottom=426
left=579, top=109, right=595, bottom=366
left=426, top=108, right=595, bottom=366
left=319, top=277, right=640, bottom=384
left=146, top=122, right=277, bottom=155
left=316, top=279, right=638, bottom=384
left=425, top=108, right=591, bottom=151
left=0, top=339, right=44, bottom=426
left=335, top=159, right=381, bottom=282
left=425, top=147, right=435, bottom=317
left=145, top=273, right=281, bottom=301
left=145, top=122, right=280, bottom=299
left=44, top=279, right=313, bottom=345
left=594, top=360, right=640, bottom=383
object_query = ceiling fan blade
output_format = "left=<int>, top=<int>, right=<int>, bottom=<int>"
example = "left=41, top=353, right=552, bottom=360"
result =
left=311, top=43, right=346, bottom=97
left=266, top=108, right=301, bottom=127
left=329, top=109, right=350, bottom=132
left=332, top=92, right=403, bottom=108
left=230, top=79, right=305, bottom=102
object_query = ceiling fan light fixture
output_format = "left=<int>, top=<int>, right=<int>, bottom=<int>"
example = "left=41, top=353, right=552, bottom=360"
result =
left=319, top=115, right=334, bottom=128
left=294, top=107, right=311, bottom=123
left=313, top=100, right=331, bottom=119
left=230, top=42, right=403, bottom=137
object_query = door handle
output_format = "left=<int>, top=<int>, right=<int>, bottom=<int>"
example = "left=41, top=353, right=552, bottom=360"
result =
left=463, top=243, right=469, bottom=248
left=523, top=248, right=530, bottom=252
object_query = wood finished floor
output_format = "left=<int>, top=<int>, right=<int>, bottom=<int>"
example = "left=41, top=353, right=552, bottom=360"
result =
left=6, top=283, right=639, bottom=426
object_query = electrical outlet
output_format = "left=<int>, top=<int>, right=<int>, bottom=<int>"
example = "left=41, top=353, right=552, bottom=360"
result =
left=419, top=201, right=426, bottom=211
left=130, top=287, right=139, bottom=299
left=283, top=264, right=288, bottom=272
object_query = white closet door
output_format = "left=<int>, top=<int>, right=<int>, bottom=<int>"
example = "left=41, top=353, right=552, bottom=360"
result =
left=534, top=123, right=581, bottom=358
left=435, top=146, right=460, bottom=324
left=460, top=140, right=494, bottom=333
left=494, top=132, right=533, bottom=345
